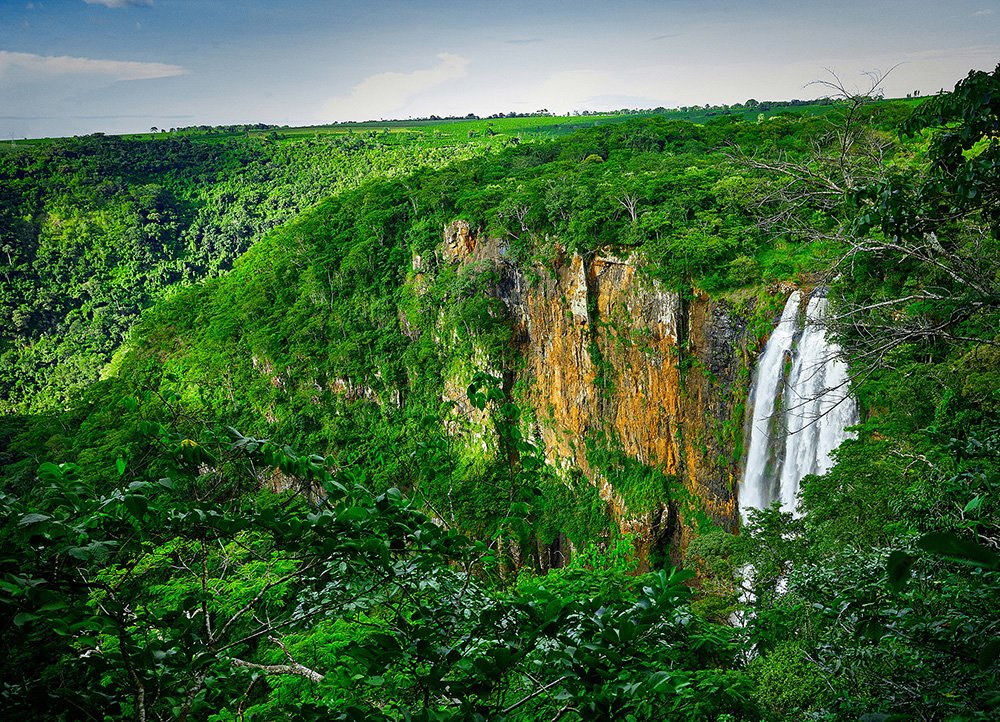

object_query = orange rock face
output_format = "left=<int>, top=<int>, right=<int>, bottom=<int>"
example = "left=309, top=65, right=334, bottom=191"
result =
left=439, top=222, right=752, bottom=563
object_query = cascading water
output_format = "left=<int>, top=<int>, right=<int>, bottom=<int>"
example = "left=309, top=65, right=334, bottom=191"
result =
left=733, top=289, right=859, bottom=630
left=739, top=291, right=801, bottom=517
left=739, top=290, right=858, bottom=522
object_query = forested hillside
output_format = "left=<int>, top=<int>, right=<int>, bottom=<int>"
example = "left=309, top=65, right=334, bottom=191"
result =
left=0, top=129, right=510, bottom=413
left=0, top=69, right=997, bottom=721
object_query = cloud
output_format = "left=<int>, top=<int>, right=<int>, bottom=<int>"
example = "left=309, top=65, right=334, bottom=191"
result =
left=972, top=9, right=993, bottom=16
left=0, top=50, right=185, bottom=81
left=83, top=0, right=153, bottom=7
left=506, top=38, right=544, bottom=45
left=324, top=53, right=469, bottom=120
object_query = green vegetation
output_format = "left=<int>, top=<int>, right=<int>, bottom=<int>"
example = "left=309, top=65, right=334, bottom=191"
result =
left=0, top=129, right=507, bottom=414
left=688, top=66, right=1000, bottom=720
left=1, top=72, right=998, bottom=720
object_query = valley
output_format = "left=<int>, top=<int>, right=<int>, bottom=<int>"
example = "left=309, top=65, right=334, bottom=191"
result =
left=1, top=71, right=997, bottom=721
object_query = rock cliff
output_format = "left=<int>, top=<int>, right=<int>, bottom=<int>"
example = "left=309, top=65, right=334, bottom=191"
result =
left=437, top=221, right=757, bottom=565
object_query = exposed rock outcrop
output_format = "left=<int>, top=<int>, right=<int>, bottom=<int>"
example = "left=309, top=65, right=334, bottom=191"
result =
left=436, top=221, right=758, bottom=565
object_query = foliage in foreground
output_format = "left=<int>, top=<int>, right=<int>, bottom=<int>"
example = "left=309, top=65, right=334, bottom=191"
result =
left=0, top=403, right=751, bottom=721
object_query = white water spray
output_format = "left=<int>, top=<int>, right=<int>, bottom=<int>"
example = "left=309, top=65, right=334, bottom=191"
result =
left=739, top=291, right=858, bottom=521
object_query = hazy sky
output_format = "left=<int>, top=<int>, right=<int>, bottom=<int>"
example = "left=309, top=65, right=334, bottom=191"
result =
left=1, top=0, right=997, bottom=138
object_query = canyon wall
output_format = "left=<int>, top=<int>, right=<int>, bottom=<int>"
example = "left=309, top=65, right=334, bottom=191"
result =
left=438, top=221, right=761, bottom=563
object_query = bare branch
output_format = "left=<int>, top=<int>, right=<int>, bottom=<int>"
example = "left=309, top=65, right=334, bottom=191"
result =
left=502, top=675, right=570, bottom=715
left=231, top=657, right=324, bottom=683
left=617, top=193, right=639, bottom=223
left=230, top=635, right=324, bottom=683
left=213, top=559, right=319, bottom=644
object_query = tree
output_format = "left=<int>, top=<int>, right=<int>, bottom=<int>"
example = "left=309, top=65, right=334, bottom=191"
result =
left=617, top=191, right=640, bottom=223
left=733, top=66, right=1000, bottom=374
left=837, top=64, right=1000, bottom=366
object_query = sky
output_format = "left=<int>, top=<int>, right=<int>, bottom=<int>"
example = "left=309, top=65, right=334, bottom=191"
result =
left=1, top=0, right=997, bottom=139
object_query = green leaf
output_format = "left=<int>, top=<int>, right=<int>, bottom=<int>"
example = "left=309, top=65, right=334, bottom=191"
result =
left=338, top=506, right=370, bottom=523
left=886, top=550, right=915, bottom=589
left=963, top=496, right=984, bottom=514
left=124, top=495, right=148, bottom=520
left=116, top=457, right=126, bottom=476
left=916, top=531, right=1000, bottom=569
left=18, top=513, right=51, bottom=526
left=668, top=568, right=696, bottom=584
left=648, top=670, right=674, bottom=693
left=36, top=462, right=64, bottom=484
left=38, top=599, right=68, bottom=613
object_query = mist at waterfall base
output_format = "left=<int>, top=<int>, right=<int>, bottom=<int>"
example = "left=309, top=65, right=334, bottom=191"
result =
left=739, top=290, right=860, bottom=522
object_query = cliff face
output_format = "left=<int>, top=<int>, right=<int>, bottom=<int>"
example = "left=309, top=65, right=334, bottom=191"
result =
left=439, top=221, right=753, bottom=563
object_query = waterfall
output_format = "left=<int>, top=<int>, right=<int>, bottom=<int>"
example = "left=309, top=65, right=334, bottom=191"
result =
left=739, top=291, right=800, bottom=518
left=739, top=290, right=858, bottom=522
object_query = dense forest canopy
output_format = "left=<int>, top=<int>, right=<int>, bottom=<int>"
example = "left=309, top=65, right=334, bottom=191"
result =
left=0, top=69, right=997, bottom=720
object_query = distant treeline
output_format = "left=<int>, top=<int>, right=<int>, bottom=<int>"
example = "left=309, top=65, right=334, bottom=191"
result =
left=138, top=97, right=846, bottom=136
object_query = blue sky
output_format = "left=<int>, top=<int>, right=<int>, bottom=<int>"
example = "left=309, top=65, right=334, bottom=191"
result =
left=1, top=0, right=997, bottom=138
